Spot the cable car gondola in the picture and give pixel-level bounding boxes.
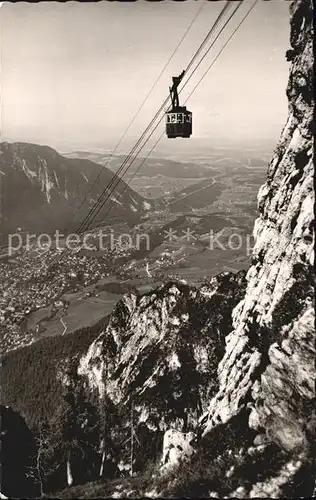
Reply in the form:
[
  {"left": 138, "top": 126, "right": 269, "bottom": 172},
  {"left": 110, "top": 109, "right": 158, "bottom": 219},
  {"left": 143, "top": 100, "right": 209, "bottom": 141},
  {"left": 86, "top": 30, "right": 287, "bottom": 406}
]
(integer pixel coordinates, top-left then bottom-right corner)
[{"left": 166, "top": 70, "right": 192, "bottom": 139}]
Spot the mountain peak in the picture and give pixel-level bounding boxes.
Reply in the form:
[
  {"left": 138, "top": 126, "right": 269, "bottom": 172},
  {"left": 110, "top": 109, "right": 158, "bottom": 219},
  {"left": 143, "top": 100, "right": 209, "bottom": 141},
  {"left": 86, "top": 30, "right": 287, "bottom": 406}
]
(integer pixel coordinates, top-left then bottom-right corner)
[{"left": 0, "top": 141, "right": 146, "bottom": 235}]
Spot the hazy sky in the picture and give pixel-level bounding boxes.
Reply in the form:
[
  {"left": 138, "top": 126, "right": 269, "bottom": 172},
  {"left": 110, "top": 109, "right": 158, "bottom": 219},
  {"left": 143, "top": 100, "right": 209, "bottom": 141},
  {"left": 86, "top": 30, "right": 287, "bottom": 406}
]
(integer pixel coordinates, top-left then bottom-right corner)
[{"left": 1, "top": 0, "right": 290, "bottom": 155}]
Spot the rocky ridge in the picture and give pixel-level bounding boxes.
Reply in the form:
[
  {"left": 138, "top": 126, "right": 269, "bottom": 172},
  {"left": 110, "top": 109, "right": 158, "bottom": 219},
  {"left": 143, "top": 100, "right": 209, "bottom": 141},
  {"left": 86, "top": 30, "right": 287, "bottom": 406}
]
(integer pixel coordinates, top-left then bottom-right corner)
[
  {"left": 0, "top": 141, "right": 147, "bottom": 235},
  {"left": 200, "top": 0, "right": 314, "bottom": 446},
  {"left": 194, "top": 0, "right": 314, "bottom": 496},
  {"left": 78, "top": 272, "right": 247, "bottom": 475}
]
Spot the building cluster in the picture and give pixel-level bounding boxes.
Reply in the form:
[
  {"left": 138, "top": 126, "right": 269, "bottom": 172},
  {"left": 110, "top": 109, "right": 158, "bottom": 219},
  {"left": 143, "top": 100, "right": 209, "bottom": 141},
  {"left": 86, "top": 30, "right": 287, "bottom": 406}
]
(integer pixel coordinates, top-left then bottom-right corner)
[{"left": 0, "top": 247, "right": 119, "bottom": 353}]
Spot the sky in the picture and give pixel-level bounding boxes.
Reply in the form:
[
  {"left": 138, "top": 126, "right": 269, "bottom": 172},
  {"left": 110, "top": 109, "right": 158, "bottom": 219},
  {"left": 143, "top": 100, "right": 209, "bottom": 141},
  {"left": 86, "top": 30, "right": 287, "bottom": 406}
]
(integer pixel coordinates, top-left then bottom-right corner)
[{"left": 0, "top": 0, "right": 290, "bottom": 156}]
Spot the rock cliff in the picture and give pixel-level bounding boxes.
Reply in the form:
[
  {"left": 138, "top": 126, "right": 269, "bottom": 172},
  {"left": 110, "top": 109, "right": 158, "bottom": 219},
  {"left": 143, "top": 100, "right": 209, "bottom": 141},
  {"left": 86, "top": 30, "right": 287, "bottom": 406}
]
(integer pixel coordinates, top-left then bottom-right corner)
[
  {"left": 200, "top": 0, "right": 314, "bottom": 441},
  {"left": 78, "top": 273, "right": 247, "bottom": 475},
  {"left": 195, "top": 0, "right": 314, "bottom": 496}
]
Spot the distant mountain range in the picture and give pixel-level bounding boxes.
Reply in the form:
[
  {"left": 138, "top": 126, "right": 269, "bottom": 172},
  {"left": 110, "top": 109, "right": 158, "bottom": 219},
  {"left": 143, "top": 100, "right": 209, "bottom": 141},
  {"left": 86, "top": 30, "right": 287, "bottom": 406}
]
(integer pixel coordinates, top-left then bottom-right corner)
[
  {"left": 63, "top": 150, "right": 213, "bottom": 179},
  {"left": 0, "top": 141, "right": 265, "bottom": 244},
  {"left": 0, "top": 142, "right": 150, "bottom": 237}
]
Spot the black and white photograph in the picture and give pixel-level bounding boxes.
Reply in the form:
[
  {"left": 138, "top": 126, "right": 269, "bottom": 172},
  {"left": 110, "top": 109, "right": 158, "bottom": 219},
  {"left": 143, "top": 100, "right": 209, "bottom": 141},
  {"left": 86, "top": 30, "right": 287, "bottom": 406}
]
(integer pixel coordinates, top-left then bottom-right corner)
[{"left": 0, "top": 0, "right": 314, "bottom": 498}]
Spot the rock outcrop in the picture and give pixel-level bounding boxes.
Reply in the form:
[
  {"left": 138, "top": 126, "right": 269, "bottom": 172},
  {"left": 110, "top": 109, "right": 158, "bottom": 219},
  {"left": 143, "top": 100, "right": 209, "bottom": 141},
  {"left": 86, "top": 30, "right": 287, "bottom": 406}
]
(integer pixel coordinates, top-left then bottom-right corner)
[
  {"left": 200, "top": 0, "right": 314, "bottom": 439},
  {"left": 78, "top": 272, "right": 247, "bottom": 474},
  {"left": 160, "top": 429, "right": 196, "bottom": 472},
  {"left": 194, "top": 0, "right": 314, "bottom": 496}
]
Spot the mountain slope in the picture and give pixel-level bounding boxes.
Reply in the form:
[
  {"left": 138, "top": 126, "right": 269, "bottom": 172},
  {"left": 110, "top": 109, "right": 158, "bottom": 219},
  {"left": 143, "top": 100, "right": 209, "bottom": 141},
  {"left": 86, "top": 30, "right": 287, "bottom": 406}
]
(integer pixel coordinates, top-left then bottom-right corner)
[
  {"left": 193, "top": 1, "right": 314, "bottom": 496},
  {"left": 200, "top": 0, "right": 314, "bottom": 445},
  {"left": 1, "top": 272, "right": 247, "bottom": 493},
  {"left": 61, "top": 0, "right": 314, "bottom": 497},
  {"left": 0, "top": 142, "right": 149, "bottom": 236}
]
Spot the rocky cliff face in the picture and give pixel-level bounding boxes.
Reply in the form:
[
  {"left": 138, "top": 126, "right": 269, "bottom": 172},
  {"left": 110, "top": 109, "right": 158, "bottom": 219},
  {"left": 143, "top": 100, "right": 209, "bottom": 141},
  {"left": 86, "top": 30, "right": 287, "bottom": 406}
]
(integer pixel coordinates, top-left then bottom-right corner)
[
  {"left": 78, "top": 272, "right": 247, "bottom": 474},
  {"left": 196, "top": 0, "right": 314, "bottom": 496},
  {"left": 200, "top": 0, "right": 314, "bottom": 437},
  {"left": 0, "top": 272, "right": 247, "bottom": 496}
]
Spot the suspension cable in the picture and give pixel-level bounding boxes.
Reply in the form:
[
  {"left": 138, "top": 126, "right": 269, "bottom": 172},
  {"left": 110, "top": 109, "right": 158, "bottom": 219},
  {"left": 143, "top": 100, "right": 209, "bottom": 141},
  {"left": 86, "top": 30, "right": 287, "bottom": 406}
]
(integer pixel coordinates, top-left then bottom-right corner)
[
  {"left": 88, "top": 0, "right": 244, "bottom": 227},
  {"left": 64, "top": 0, "right": 206, "bottom": 233},
  {"left": 103, "top": 0, "right": 258, "bottom": 221},
  {"left": 78, "top": 1, "right": 233, "bottom": 234},
  {"left": 51, "top": 1, "right": 212, "bottom": 264},
  {"left": 185, "top": 0, "right": 259, "bottom": 103}
]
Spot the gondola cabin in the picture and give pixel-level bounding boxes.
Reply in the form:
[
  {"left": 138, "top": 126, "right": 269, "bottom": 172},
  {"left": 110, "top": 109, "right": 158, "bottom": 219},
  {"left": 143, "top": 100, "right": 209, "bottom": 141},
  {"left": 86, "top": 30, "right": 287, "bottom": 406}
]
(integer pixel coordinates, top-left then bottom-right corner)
[{"left": 166, "top": 106, "right": 192, "bottom": 139}]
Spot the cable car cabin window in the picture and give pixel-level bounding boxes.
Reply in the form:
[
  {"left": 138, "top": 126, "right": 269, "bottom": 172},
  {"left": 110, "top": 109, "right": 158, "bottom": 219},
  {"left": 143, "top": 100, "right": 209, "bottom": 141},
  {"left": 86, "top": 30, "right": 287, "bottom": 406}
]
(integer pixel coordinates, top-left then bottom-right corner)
[
  {"left": 185, "top": 114, "right": 192, "bottom": 123},
  {"left": 166, "top": 114, "right": 177, "bottom": 123},
  {"left": 166, "top": 113, "right": 184, "bottom": 124}
]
